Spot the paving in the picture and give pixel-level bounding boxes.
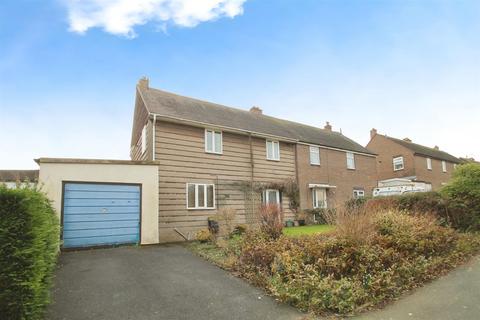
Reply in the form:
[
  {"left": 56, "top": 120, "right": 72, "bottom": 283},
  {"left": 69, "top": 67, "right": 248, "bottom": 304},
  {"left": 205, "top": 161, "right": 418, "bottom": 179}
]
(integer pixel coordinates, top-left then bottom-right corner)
[
  {"left": 47, "top": 244, "right": 303, "bottom": 320},
  {"left": 355, "top": 256, "right": 480, "bottom": 320}
]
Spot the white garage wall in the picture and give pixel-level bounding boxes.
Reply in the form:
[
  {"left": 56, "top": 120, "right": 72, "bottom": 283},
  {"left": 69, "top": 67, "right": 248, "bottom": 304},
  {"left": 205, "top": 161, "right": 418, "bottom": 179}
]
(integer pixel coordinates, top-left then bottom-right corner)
[{"left": 37, "top": 159, "right": 159, "bottom": 245}]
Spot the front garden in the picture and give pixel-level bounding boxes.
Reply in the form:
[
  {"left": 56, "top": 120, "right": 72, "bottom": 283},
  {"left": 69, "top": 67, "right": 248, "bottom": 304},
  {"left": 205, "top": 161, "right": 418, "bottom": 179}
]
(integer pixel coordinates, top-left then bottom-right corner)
[{"left": 189, "top": 163, "right": 480, "bottom": 316}]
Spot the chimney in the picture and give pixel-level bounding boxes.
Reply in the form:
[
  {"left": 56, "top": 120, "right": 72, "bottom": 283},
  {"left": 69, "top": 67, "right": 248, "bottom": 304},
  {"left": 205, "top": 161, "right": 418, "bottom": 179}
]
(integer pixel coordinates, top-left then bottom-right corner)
[
  {"left": 403, "top": 137, "right": 412, "bottom": 143},
  {"left": 138, "top": 76, "right": 149, "bottom": 89},
  {"left": 324, "top": 121, "right": 332, "bottom": 131},
  {"left": 434, "top": 145, "right": 439, "bottom": 150},
  {"left": 370, "top": 128, "right": 377, "bottom": 139},
  {"left": 249, "top": 106, "right": 263, "bottom": 115}
]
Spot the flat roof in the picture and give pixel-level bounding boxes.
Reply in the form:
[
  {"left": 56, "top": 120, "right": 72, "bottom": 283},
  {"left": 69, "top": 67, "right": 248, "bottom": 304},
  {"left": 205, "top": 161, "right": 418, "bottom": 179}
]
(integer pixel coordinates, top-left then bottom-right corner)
[{"left": 35, "top": 158, "right": 159, "bottom": 166}]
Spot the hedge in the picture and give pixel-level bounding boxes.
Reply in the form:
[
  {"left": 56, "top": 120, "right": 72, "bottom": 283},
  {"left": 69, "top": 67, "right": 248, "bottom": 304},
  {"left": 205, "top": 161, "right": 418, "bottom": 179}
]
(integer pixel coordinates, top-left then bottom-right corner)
[{"left": 0, "top": 185, "right": 60, "bottom": 320}]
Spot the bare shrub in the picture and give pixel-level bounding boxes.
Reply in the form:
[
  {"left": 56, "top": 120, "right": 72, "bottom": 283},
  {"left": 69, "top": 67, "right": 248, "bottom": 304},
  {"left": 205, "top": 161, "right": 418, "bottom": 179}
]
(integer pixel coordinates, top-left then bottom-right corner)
[
  {"left": 216, "top": 207, "right": 237, "bottom": 235},
  {"left": 258, "top": 204, "right": 283, "bottom": 239},
  {"left": 334, "top": 206, "right": 376, "bottom": 244}
]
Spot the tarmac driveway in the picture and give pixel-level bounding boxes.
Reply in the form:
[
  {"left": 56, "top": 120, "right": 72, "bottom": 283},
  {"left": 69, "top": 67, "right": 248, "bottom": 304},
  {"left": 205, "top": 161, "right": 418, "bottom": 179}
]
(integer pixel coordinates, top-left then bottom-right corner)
[{"left": 47, "top": 245, "right": 303, "bottom": 320}]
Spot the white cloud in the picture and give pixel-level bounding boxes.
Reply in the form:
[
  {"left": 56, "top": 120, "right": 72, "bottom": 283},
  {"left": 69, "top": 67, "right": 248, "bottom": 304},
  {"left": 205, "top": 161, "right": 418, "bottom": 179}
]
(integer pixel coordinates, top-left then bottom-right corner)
[{"left": 64, "top": 0, "right": 247, "bottom": 37}]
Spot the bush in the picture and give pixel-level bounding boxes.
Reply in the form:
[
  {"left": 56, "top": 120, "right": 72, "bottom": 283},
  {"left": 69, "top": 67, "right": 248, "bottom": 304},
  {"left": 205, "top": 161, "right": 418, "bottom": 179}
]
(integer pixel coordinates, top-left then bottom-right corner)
[
  {"left": 234, "top": 210, "right": 480, "bottom": 315},
  {"left": 196, "top": 228, "right": 213, "bottom": 243},
  {"left": 441, "top": 163, "right": 480, "bottom": 231},
  {"left": 231, "top": 224, "right": 248, "bottom": 236},
  {"left": 215, "top": 207, "right": 237, "bottom": 235},
  {"left": 0, "top": 186, "right": 60, "bottom": 320},
  {"left": 304, "top": 208, "right": 336, "bottom": 225},
  {"left": 257, "top": 204, "right": 283, "bottom": 240}
]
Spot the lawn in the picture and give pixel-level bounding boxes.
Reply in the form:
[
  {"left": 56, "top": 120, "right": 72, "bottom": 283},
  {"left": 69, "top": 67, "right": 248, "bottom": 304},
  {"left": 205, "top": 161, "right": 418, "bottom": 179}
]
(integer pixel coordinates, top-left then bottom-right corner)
[{"left": 283, "top": 224, "right": 335, "bottom": 237}]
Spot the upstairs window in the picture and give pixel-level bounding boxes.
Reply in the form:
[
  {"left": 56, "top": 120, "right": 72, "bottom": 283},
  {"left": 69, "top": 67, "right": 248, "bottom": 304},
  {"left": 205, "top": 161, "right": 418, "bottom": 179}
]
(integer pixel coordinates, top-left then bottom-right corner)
[
  {"left": 353, "top": 189, "right": 365, "bottom": 199},
  {"left": 309, "top": 146, "right": 320, "bottom": 165},
  {"left": 141, "top": 125, "right": 147, "bottom": 154},
  {"left": 187, "top": 183, "right": 215, "bottom": 209},
  {"left": 346, "top": 152, "right": 355, "bottom": 170},
  {"left": 205, "top": 129, "right": 222, "bottom": 154},
  {"left": 442, "top": 161, "right": 447, "bottom": 172},
  {"left": 427, "top": 158, "right": 432, "bottom": 170},
  {"left": 266, "top": 140, "right": 280, "bottom": 161},
  {"left": 393, "top": 156, "right": 404, "bottom": 171}
]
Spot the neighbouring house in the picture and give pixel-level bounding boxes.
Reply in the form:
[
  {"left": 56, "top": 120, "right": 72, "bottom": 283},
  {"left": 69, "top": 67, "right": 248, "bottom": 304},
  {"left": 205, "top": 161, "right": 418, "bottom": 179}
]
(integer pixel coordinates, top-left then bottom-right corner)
[
  {"left": 131, "top": 78, "right": 377, "bottom": 242},
  {"left": 0, "top": 169, "right": 38, "bottom": 188},
  {"left": 367, "top": 128, "right": 461, "bottom": 191}
]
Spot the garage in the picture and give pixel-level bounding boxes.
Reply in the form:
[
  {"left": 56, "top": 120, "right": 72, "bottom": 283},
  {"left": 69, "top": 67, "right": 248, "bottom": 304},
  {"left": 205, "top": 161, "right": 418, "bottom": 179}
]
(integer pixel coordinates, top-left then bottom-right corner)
[
  {"left": 36, "top": 158, "right": 159, "bottom": 248},
  {"left": 62, "top": 182, "right": 141, "bottom": 248}
]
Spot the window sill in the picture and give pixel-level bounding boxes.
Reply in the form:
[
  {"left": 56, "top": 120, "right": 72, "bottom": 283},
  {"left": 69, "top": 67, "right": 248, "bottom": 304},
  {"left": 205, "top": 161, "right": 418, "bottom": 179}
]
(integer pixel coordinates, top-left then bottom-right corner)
[
  {"left": 205, "top": 151, "right": 223, "bottom": 155},
  {"left": 310, "top": 163, "right": 321, "bottom": 166},
  {"left": 266, "top": 158, "right": 280, "bottom": 162},
  {"left": 347, "top": 168, "right": 356, "bottom": 170},
  {"left": 187, "top": 207, "right": 216, "bottom": 210},
  {"left": 393, "top": 168, "right": 404, "bottom": 171}
]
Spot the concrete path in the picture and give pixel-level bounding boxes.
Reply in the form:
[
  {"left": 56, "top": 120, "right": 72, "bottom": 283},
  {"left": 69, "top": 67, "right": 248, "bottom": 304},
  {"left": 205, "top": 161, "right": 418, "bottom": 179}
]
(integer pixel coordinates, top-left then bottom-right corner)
[
  {"left": 355, "top": 256, "right": 480, "bottom": 320},
  {"left": 47, "top": 245, "right": 303, "bottom": 320}
]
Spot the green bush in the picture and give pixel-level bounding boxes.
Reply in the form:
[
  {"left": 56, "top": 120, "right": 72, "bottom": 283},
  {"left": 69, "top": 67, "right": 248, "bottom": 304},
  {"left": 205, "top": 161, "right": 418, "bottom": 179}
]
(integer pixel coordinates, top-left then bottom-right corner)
[
  {"left": 234, "top": 211, "right": 480, "bottom": 315},
  {"left": 0, "top": 186, "right": 60, "bottom": 320},
  {"left": 441, "top": 163, "right": 480, "bottom": 231}
]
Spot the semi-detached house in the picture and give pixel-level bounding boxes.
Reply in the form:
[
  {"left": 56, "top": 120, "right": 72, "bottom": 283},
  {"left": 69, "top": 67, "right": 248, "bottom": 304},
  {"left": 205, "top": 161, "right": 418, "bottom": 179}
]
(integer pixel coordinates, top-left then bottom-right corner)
[{"left": 131, "top": 78, "right": 377, "bottom": 243}]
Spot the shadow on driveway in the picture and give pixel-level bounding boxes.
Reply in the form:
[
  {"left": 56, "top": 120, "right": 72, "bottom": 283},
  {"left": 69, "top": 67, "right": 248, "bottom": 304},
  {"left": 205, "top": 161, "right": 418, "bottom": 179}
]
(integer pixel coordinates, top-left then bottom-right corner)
[{"left": 47, "top": 245, "right": 303, "bottom": 320}]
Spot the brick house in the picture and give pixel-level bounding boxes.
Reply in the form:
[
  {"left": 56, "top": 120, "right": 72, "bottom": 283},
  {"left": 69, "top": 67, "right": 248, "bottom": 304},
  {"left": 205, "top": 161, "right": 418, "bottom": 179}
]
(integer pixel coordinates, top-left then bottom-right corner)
[
  {"left": 366, "top": 129, "right": 461, "bottom": 190},
  {"left": 130, "top": 78, "right": 377, "bottom": 242}
]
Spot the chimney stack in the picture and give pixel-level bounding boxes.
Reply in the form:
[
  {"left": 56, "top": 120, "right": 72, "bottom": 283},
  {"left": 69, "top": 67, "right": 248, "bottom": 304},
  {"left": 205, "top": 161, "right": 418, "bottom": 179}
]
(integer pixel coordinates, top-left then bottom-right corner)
[
  {"left": 249, "top": 106, "right": 263, "bottom": 115},
  {"left": 434, "top": 145, "right": 439, "bottom": 150},
  {"left": 370, "top": 128, "right": 377, "bottom": 139},
  {"left": 138, "top": 76, "right": 149, "bottom": 89},
  {"left": 403, "top": 137, "right": 412, "bottom": 142},
  {"left": 324, "top": 121, "right": 332, "bottom": 131}
]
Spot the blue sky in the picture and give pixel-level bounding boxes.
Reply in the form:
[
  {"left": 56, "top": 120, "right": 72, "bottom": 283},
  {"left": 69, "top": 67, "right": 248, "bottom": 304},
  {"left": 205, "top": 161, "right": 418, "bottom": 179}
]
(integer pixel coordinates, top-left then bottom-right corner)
[{"left": 1, "top": 0, "right": 479, "bottom": 169}]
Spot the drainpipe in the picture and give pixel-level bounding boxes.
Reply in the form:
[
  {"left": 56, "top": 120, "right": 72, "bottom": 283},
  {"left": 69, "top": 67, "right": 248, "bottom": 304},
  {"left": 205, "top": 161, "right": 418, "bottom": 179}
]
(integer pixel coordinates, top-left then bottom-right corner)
[{"left": 152, "top": 114, "right": 156, "bottom": 161}]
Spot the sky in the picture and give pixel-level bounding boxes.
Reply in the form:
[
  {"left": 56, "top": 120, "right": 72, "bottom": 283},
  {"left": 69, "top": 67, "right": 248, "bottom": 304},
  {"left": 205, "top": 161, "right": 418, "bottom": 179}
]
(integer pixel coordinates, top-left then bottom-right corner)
[{"left": 1, "top": 0, "right": 479, "bottom": 169}]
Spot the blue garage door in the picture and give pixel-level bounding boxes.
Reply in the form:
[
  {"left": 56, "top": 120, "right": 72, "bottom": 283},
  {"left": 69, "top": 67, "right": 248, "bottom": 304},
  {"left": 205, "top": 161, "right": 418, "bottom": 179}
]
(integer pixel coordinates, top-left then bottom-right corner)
[{"left": 63, "top": 183, "right": 140, "bottom": 248}]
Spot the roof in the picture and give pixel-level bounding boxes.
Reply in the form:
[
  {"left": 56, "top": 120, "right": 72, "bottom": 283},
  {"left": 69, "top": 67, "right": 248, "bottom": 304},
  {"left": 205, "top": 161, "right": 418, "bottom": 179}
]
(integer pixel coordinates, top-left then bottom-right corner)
[
  {"left": 385, "top": 136, "right": 460, "bottom": 163},
  {"left": 138, "top": 86, "right": 375, "bottom": 155},
  {"left": 0, "top": 170, "right": 39, "bottom": 182},
  {"left": 35, "top": 158, "right": 159, "bottom": 166}
]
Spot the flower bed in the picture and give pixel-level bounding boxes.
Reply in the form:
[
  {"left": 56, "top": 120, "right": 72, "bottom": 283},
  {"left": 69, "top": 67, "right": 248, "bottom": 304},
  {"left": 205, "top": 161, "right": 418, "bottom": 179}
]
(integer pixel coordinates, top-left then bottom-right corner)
[{"left": 189, "top": 210, "right": 480, "bottom": 316}]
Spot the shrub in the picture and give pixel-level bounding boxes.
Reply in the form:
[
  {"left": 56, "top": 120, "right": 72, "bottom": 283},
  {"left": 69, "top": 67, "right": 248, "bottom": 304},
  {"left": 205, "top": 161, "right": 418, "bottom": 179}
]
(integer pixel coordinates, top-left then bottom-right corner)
[
  {"left": 257, "top": 204, "right": 283, "bottom": 239},
  {"left": 216, "top": 207, "right": 237, "bottom": 235},
  {"left": 334, "top": 206, "right": 375, "bottom": 244},
  {"left": 304, "top": 208, "right": 336, "bottom": 225},
  {"left": 234, "top": 209, "right": 480, "bottom": 315},
  {"left": 441, "top": 163, "right": 480, "bottom": 231},
  {"left": 231, "top": 224, "right": 248, "bottom": 236},
  {"left": 0, "top": 185, "right": 60, "bottom": 320},
  {"left": 196, "top": 228, "right": 213, "bottom": 243}
]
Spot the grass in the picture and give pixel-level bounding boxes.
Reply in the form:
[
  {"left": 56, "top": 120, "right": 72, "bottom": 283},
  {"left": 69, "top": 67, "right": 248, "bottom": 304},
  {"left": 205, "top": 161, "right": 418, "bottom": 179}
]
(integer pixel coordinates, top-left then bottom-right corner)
[{"left": 283, "top": 224, "right": 335, "bottom": 237}]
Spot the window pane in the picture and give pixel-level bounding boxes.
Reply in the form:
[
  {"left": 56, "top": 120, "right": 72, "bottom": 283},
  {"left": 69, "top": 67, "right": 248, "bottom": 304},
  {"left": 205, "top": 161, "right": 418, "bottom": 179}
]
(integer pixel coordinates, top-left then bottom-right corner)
[
  {"left": 347, "top": 152, "right": 355, "bottom": 169},
  {"left": 206, "top": 131, "right": 213, "bottom": 152},
  {"left": 267, "top": 190, "right": 278, "bottom": 204},
  {"left": 214, "top": 132, "right": 222, "bottom": 153},
  {"left": 266, "top": 141, "right": 273, "bottom": 159},
  {"left": 310, "top": 147, "right": 320, "bottom": 164},
  {"left": 187, "top": 184, "right": 196, "bottom": 208},
  {"left": 197, "top": 185, "right": 205, "bottom": 207},
  {"left": 274, "top": 142, "right": 280, "bottom": 159},
  {"left": 207, "top": 185, "right": 214, "bottom": 208}
]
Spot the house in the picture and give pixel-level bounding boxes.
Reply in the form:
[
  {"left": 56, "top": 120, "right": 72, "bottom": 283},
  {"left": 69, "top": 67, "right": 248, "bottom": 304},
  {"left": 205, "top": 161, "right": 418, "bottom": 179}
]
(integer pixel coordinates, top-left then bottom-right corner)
[
  {"left": 131, "top": 78, "right": 377, "bottom": 242},
  {"left": 0, "top": 170, "right": 38, "bottom": 188},
  {"left": 367, "top": 129, "right": 461, "bottom": 190}
]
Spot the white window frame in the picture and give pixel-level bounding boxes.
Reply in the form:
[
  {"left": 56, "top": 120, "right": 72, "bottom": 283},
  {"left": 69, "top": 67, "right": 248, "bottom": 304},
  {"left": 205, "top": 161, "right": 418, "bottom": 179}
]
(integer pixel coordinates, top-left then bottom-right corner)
[
  {"left": 186, "top": 183, "right": 216, "bottom": 210},
  {"left": 346, "top": 152, "right": 355, "bottom": 170},
  {"left": 393, "top": 156, "right": 404, "bottom": 171},
  {"left": 205, "top": 129, "right": 223, "bottom": 154},
  {"left": 266, "top": 140, "right": 280, "bottom": 161},
  {"left": 141, "top": 125, "right": 147, "bottom": 154},
  {"left": 263, "top": 189, "right": 280, "bottom": 205},
  {"left": 442, "top": 161, "right": 447, "bottom": 172},
  {"left": 312, "top": 188, "right": 327, "bottom": 209},
  {"left": 427, "top": 158, "right": 432, "bottom": 170},
  {"left": 309, "top": 146, "right": 320, "bottom": 165},
  {"left": 454, "top": 163, "right": 457, "bottom": 170},
  {"left": 353, "top": 189, "right": 365, "bottom": 199}
]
